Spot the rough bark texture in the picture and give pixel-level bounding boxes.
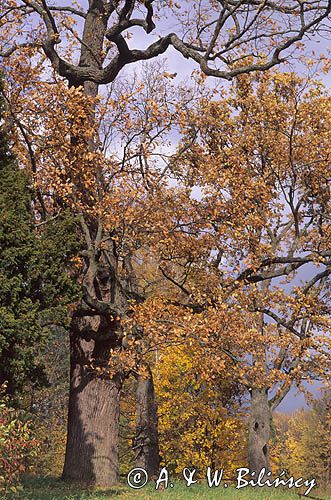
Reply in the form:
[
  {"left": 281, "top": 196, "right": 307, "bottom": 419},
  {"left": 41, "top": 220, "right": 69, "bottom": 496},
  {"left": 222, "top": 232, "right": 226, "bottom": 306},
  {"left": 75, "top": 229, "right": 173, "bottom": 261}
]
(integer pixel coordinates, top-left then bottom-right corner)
[
  {"left": 62, "top": 234, "right": 127, "bottom": 486},
  {"left": 134, "top": 366, "right": 160, "bottom": 477},
  {"left": 248, "top": 387, "right": 272, "bottom": 476},
  {"left": 62, "top": 328, "right": 121, "bottom": 485},
  {"left": 61, "top": 2, "right": 125, "bottom": 486}
]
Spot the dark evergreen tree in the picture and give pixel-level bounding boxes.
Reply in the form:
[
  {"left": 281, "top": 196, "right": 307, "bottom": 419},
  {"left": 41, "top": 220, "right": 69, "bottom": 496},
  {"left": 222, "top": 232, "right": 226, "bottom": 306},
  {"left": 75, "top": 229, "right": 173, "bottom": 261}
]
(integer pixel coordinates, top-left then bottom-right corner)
[{"left": 0, "top": 77, "right": 80, "bottom": 395}]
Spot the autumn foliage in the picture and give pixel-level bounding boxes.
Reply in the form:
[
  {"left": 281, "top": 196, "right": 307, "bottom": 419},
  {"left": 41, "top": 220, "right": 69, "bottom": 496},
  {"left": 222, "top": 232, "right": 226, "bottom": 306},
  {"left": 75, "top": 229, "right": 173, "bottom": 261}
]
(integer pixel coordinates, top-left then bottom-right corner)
[
  {"left": 0, "top": 386, "right": 39, "bottom": 494},
  {"left": 271, "top": 391, "right": 331, "bottom": 489},
  {"left": 0, "top": 0, "right": 330, "bottom": 492}
]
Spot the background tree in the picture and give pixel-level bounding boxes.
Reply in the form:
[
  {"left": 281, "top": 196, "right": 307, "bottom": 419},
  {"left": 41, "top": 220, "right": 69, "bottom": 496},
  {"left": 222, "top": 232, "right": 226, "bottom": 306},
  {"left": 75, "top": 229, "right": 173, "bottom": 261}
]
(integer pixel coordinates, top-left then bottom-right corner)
[
  {"left": 0, "top": 79, "right": 46, "bottom": 394},
  {"left": 145, "top": 69, "right": 331, "bottom": 475},
  {"left": 272, "top": 391, "right": 331, "bottom": 489},
  {"left": 0, "top": 77, "right": 80, "bottom": 396},
  {"left": 155, "top": 342, "right": 246, "bottom": 476}
]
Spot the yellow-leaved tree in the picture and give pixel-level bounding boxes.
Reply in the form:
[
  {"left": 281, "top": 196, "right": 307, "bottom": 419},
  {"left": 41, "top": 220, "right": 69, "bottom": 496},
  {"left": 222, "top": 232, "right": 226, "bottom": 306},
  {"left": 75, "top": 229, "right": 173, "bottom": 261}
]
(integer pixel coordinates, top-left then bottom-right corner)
[
  {"left": 282, "top": 392, "right": 331, "bottom": 488},
  {"left": 155, "top": 342, "right": 246, "bottom": 476}
]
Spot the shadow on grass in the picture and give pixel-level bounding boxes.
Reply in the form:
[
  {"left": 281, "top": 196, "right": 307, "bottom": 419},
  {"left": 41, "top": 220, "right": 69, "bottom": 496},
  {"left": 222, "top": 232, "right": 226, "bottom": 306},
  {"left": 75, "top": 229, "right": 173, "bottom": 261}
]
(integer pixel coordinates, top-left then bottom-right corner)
[
  {"left": 9, "top": 475, "right": 127, "bottom": 499},
  {"left": 8, "top": 475, "right": 331, "bottom": 500}
]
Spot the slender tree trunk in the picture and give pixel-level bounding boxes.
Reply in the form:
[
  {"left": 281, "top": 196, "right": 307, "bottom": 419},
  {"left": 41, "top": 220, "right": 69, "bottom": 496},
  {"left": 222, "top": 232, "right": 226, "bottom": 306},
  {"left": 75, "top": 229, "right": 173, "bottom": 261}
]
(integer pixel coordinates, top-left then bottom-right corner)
[
  {"left": 62, "top": 318, "right": 122, "bottom": 486},
  {"left": 134, "top": 366, "right": 160, "bottom": 477},
  {"left": 122, "top": 255, "right": 160, "bottom": 476},
  {"left": 248, "top": 387, "right": 272, "bottom": 476}
]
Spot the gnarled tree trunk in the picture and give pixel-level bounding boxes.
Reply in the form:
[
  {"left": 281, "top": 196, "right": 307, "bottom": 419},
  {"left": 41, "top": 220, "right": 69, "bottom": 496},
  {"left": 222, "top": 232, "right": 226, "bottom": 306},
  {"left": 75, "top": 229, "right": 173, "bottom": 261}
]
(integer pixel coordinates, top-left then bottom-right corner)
[
  {"left": 62, "top": 318, "right": 122, "bottom": 486},
  {"left": 62, "top": 233, "right": 126, "bottom": 486},
  {"left": 62, "top": 2, "right": 123, "bottom": 485},
  {"left": 248, "top": 387, "right": 272, "bottom": 476},
  {"left": 134, "top": 365, "right": 160, "bottom": 477}
]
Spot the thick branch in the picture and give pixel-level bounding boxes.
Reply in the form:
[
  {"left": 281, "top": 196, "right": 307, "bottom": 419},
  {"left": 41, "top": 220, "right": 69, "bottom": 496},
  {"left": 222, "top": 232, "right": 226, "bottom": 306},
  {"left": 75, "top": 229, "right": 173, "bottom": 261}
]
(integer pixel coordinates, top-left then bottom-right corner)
[{"left": 82, "top": 285, "right": 123, "bottom": 318}]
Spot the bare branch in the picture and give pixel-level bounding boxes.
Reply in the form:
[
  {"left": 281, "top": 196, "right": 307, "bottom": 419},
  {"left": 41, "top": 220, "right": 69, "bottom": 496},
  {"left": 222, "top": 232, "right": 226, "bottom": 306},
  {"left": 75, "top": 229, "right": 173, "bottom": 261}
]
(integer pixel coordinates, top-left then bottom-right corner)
[{"left": 48, "top": 5, "right": 87, "bottom": 18}]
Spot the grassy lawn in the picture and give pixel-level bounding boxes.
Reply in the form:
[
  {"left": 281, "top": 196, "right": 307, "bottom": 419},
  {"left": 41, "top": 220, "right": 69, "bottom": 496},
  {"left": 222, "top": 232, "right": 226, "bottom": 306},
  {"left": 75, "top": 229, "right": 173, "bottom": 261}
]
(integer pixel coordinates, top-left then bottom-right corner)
[{"left": 6, "top": 476, "right": 331, "bottom": 500}]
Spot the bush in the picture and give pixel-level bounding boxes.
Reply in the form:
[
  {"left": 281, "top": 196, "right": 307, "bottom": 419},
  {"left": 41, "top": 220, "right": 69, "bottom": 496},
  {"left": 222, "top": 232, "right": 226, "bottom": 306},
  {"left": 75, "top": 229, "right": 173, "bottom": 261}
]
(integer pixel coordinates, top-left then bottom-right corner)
[
  {"left": 33, "top": 409, "right": 67, "bottom": 477},
  {"left": 0, "top": 386, "right": 39, "bottom": 495}
]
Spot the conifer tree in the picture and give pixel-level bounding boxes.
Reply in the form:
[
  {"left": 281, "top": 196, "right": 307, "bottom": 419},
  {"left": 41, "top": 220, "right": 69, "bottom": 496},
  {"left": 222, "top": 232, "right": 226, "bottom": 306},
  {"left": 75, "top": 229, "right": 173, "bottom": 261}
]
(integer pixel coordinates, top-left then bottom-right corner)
[{"left": 0, "top": 78, "right": 80, "bottom": 395}]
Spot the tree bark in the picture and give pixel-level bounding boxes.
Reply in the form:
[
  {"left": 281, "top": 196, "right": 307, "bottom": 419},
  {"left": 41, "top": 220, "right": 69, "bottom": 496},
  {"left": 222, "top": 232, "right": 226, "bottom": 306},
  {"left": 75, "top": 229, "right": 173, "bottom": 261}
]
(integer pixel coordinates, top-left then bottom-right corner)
[
  {"left": 248, "top": 387, "right": 272, "bottom": 476},
  {"left": 62, "top": 318, "right": 122, "bottom": 486},
  {"left": 134, "top": 366, "right": 160, "bottom": 477},
  {"left": 61, "top": 229, "right": 127, "bottom": 486},
  {"left": 61, "top": 2, "right": 123, "bottom": 485}
]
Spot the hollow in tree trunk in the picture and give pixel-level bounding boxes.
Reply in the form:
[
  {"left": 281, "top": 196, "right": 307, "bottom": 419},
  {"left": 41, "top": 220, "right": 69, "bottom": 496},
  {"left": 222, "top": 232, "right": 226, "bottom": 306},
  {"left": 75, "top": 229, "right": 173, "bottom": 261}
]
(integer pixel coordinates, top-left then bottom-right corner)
[{"left": 248, "top": 387, "right": 272, "bottom": 477}]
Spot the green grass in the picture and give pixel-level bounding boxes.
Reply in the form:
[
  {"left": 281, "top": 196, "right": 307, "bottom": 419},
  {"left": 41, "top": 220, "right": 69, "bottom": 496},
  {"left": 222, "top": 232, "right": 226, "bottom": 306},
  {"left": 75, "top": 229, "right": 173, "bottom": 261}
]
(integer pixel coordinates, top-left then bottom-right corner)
[{"left": 6, "top": 476, "right": 331, "bottom": 500}]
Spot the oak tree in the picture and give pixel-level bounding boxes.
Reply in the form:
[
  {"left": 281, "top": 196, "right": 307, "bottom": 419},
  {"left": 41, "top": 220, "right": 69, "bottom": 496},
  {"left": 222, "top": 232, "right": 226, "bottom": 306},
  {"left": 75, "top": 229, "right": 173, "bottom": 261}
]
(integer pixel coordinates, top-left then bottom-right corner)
[{"left": 147, "top": 69, "right": 331, "bottom": 475}]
